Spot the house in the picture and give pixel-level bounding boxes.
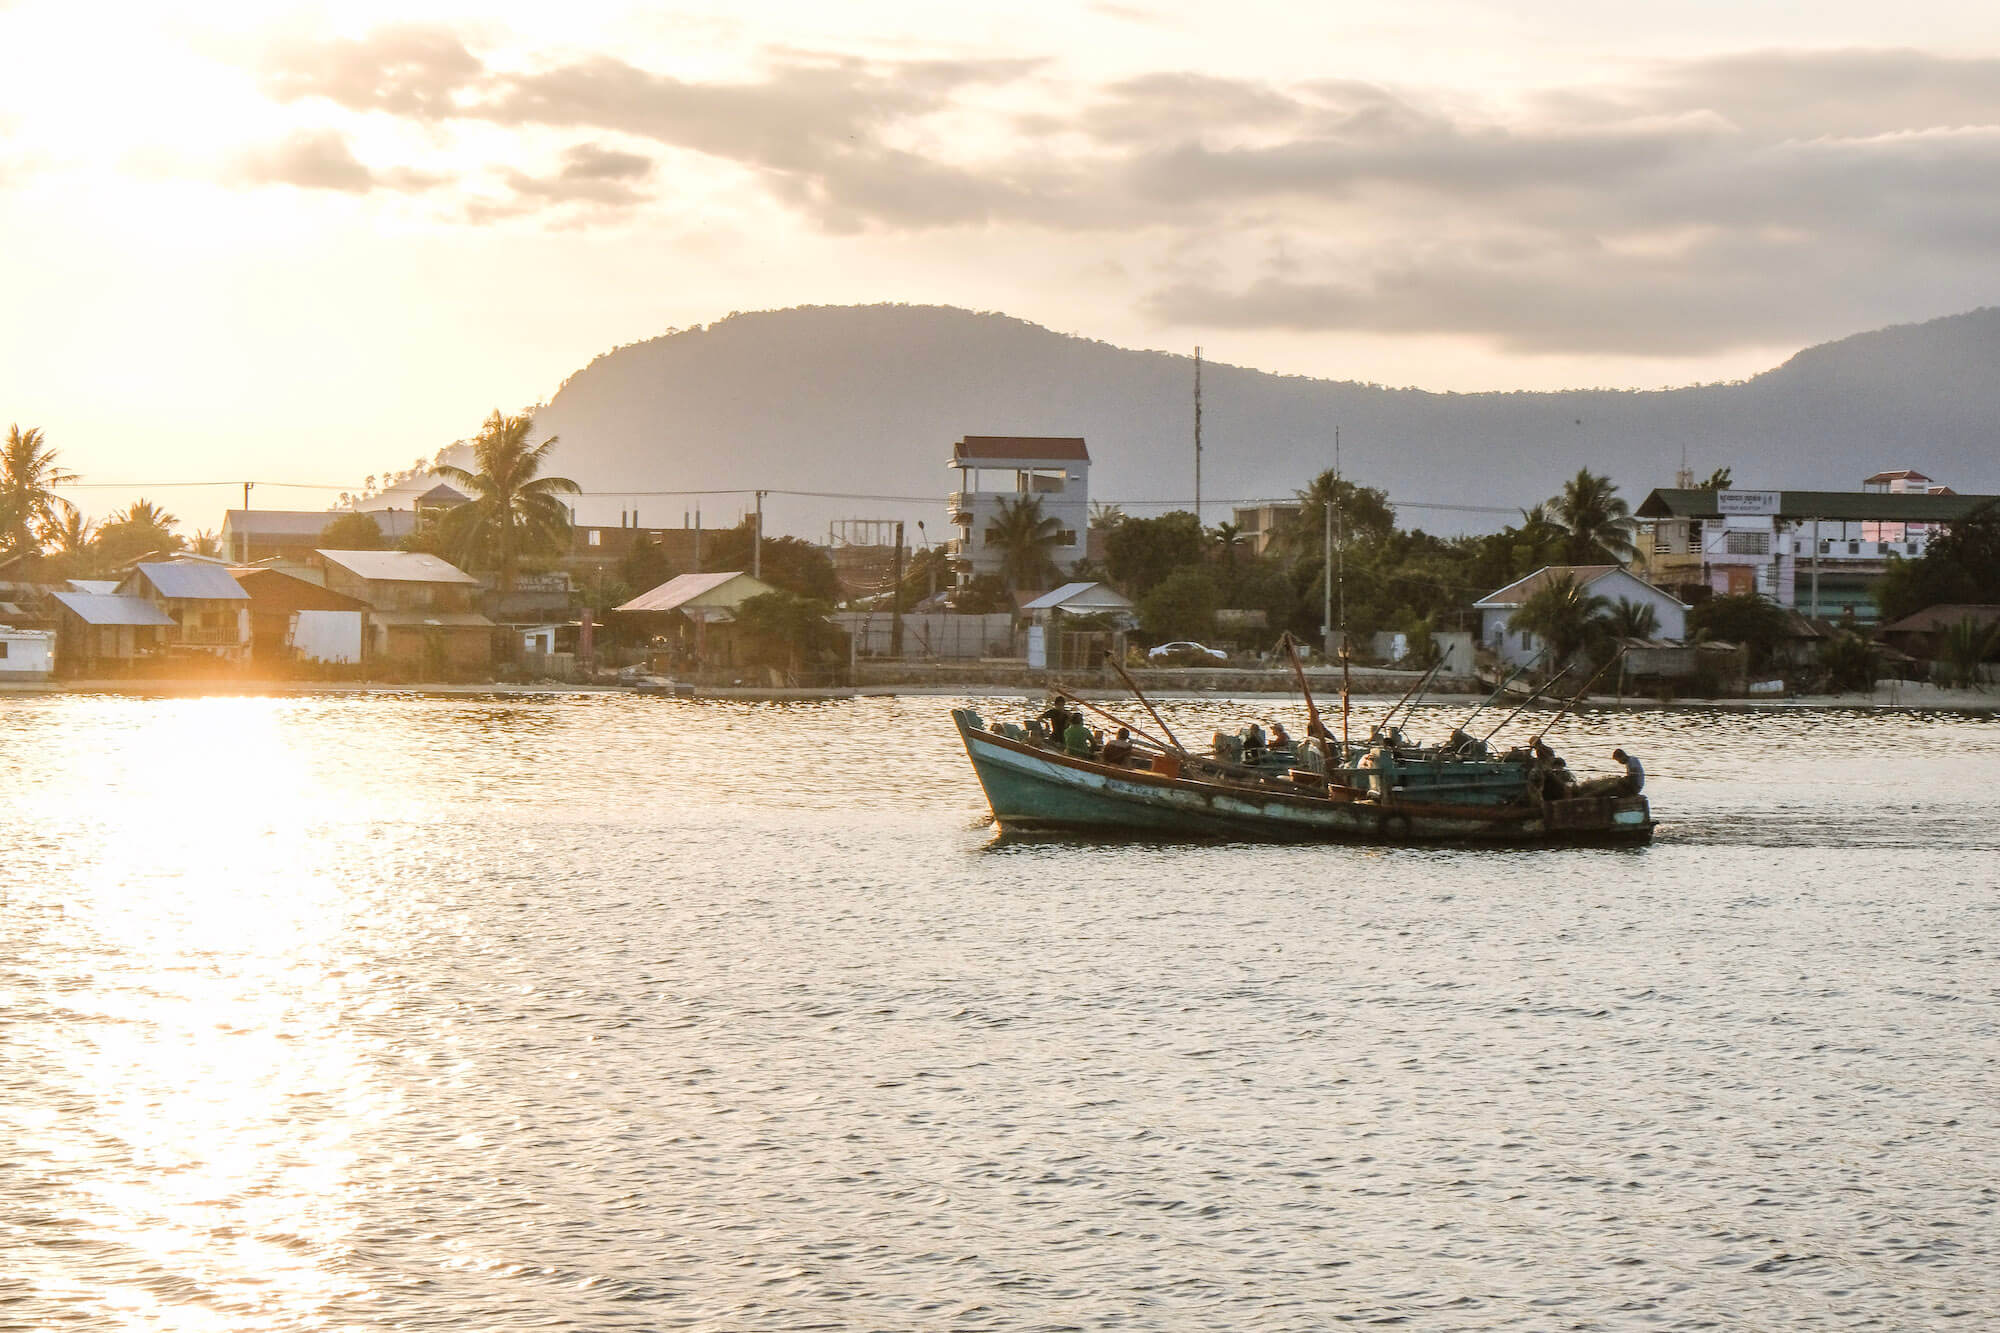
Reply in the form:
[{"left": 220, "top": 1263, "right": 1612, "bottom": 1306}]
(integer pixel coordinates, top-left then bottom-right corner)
[
  {"left": 1634, "top": 471, "right": 1999, "bottom": 621},
  {"left": 946, "top": 436, "right": 1089, "bottom": 584},
  {"left": 117, "top": 561, "right": 251, "bottom": 660},
  {"left": 1878, "top": 604, "right": 2000, "bottom": 666},
  {"left": 231, "top": 567, "right": 370, "bottom": 664},
  {"left": 313, "top": 549, "right": 495, "bottom": 672},
  {"left": 613, "top": 570, "right": 779, "bottom": 669},
  {"left": 1019, "top": 581, "right": 1137, "bottom": 670},
  {"left": 221, "top": 508, "right": 419, "bottom": 564},
  {"left": 47, "top": 590, "right": 175, "bottom": 671},
  {"left": 1474, "top": 565, "right": 1689, "bottom": 668},
  {"left": 0, "top": 626, "right": 55, "bottom": 681},
  {"left": 1231, "top": 502, "right": 1303, "bottom": 556}
]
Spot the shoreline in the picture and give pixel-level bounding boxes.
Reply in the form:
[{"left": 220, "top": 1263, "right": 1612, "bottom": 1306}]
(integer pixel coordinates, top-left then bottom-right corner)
[{"left": 2, "top": 678, "right": 1996, "bottom": 713}]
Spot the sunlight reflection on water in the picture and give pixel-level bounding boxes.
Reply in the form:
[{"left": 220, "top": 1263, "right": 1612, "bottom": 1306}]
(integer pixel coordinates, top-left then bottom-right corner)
[{"left": 2, "top": 692, "right": 1997, "bottom": 1329}]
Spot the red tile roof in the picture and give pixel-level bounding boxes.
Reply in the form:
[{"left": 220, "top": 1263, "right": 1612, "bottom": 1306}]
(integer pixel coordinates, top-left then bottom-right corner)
[{"left": 953, "top": 436, "right": 1089, "bottom": 462}]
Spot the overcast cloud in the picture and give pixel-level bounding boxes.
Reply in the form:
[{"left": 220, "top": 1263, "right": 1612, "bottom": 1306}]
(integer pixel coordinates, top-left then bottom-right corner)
[{"left": 215, "top": 32, "right": 2000, "bottom": 353}]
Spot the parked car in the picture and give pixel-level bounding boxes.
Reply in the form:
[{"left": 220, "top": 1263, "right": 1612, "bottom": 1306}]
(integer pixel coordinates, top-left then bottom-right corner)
[{"left": 1148, "top": 640, "right": 1228, "bottom": 664}]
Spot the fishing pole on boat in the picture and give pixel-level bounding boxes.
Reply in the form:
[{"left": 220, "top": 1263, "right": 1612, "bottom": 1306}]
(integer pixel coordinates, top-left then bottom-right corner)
[
  {"left": 1454, "top": 649, "right": 1546, "bottom": 737},
  {"left": 1050, "top": 679, "right": 1177, "bottom": 756},
  {"left": 1529, "top": 647, "right": 1629, "bottom": 744},
  {"left": 1474, "top": 662, "right": 1575, "bottom": 745},
  {"left": 1104, "top": 654, "right": 1188, "bottom": 754},
  {"left": 1377, "top": 655, "right": 1448, "bottom": 731}
]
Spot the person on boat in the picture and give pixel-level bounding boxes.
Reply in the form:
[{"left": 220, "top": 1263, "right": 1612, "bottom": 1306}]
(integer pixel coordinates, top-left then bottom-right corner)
[
  {"left": 1541, "top": 756, "right": 1576, "bottom": 803},
  {"left": 1102, "top": 727, "right": 1134, "bottom": 766},
  {"left": 1445, "top": 728, "right": 1488, "bottom": 758},
  {"left": 1269, "top": 721, "right": 1292, "bottom": 751},
  {"left": 1244, "top": 721, "right": 1268, "bottom": 753},
  {"left": 1063, "top": 715, "right": 1097, "bottom": 758},
  {"left": 1612, "top": 748, "right": 1645, "bottom": 795},
  {"left": 1038, "top": 695, "right": 1076, "bottom": 744}
]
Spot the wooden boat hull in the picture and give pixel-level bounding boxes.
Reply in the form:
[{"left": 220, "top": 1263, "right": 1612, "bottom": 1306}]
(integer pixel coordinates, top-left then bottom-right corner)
[{"left": 953, "top": 709, "right": 1653, "bottom": 845}]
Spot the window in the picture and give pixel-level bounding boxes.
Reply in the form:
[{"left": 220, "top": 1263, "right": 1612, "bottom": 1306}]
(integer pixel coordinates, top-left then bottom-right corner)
[
  {"left": 587, "top": 530, "right": 602, "bottom": 546},
  {"left": 1520, "top": 630, "right": 1533, "bottom": 650},
  {"left": 1725, "top": 531, "right": 1769, "bottom": 555},
  {"left": 1848, "top": 540, "right": 1861, "bottom": 555},
  {"left": 1057, "top": 529, "right": 1077, "bottom": 545},
  {"left": 0, "top": 642, "right": 8, "bottom": 659}
]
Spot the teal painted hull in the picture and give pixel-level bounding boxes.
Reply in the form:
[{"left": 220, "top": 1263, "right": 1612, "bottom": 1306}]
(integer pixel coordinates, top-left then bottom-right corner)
[{"left": 953, "top": 708, "right": 1654, "bottom": 846}]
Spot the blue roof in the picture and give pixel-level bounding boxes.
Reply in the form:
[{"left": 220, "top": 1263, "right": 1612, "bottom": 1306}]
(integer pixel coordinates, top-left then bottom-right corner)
[
  {"left": 130, "top": 562, "right": 248, "bottom": 600},
  {"left": 50, "top": 591, "right": 176, "bottom": 627}
]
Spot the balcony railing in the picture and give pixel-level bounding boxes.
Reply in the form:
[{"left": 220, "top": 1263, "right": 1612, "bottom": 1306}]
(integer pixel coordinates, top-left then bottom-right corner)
[{"left": 177, "top": 626, "right": 243, "bottom": 646}]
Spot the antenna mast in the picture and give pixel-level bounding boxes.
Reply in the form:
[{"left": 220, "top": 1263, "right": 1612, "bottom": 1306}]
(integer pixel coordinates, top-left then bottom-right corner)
[{"left": 1193, "top": 346, "right": 1203, "bottom": 525}]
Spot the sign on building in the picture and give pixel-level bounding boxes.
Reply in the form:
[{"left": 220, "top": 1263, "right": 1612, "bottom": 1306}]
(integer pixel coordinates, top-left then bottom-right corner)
[{"left": 1715, "top": 489, "right": 1780, "bottom": 515}]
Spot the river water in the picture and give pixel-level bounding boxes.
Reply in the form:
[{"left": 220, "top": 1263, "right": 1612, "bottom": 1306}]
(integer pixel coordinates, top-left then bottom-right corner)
[{"left": 2, "top": 691, "right": 1996, "bottom": 1330}]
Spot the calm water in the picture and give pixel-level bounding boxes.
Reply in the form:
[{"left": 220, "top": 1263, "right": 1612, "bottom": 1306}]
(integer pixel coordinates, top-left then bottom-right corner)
[{"left": 2, "top": 691, "right": 1996, "bottom": 1330}]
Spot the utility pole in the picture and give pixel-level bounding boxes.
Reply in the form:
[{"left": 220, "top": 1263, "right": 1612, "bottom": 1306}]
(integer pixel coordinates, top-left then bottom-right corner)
[
  {"left": 1193, "top": 346, "right": 1203, "bottom": 526},
  {"left": 239, "top": 482, "right": 253, "bottom": 562},
  {"left": 891, "top": 521, "right": 906, "bottom": 659},
  {"left": 753, "top": 490, "right": 766, "bottom": 580},
  {"left": 694, "top": 508, "right": 702, "bottom": 570}
]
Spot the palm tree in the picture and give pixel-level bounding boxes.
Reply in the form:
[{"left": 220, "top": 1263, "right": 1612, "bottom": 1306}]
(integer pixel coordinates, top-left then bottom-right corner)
[
  {"left": 985, "top": 494, "right": 1065, "bottom": 592},
  {"left": 188, "top": 529, "right": 223, "bottom": 558},
  {"left": 1211, "top": 520, "right": 1243, "bottom": 571},
  {"left": 1552, "top": 468, "right": 1634, "bottom": 563},
  {"left": 434, "top": 411, "right": 580, "bottom": 593},
  {"left": 44, "top": 509, "right": 98, "bottom": 578},
  {"left": 1697, "top": 466, "right": 1733, "bottom": 491},
  {"left": 1605, "top": 599, "right": 1660, "bottom": 641},
  {"left": 1508, "top": 503, "right": 1567, "bottom": 575},
  {"left": 95, "top": 498, "right": 183, "bottom": 566},
  {"left": 1512, "top": 573, "right": 1612, "bottom": 669},
  {"left": 1, "top": 424, "right": 79, "bottom": 559},
  {"left": 1939, "top": 615, "right": 2000, "bottom": 690},
  {"left": 1088, "top": 502, "right": 1127, "bottom": 531}
]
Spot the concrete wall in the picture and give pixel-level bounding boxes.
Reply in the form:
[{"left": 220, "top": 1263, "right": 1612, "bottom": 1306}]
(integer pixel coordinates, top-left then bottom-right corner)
[
  {"left": 291, "top": 610, "right": 363, "bottom": 664},
  {"left": 0, "top": 629, "right": 54, "bottom": 679},
  {"left": 836, "top": 612, "right": 1016, "bottom": 660}
]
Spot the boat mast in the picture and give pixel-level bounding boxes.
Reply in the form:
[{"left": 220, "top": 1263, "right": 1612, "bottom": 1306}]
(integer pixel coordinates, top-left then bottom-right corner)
[
  {"left": 1335, "top": 427, "right": 1349, "bottom": 753},
  {"left": 1106, "top": 656, "right": 1187, "bottom": 755},
  {"left": 1193, "top": 346, "right": 1202, "bottom": 527}
]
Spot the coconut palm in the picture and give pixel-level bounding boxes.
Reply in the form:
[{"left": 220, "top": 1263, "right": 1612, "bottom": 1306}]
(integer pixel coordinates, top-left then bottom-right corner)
[
  {"left": 985, "top": 494, "right": 1065, "bottom": 592},
  {"left": 1088, "top": 501, "right": 1127, "bottom": 531},
  {"left": 1512, "top": 573, "right": 1612, "bottom": 669},
  {"left": 1605, "top": 599, "right": 1660, "bottom": 641},
  {"left": 1552, "top": 468, "right": 1634, "bottom": 563},
  {"left": 95, "top": 498, "right": 183, "bottom": 566},
  {"left": 1697, "top": 466, "right": 1733, "bottom": 491},
  {"left": 434, "top": 411, "right": 580, "bottom": 593},
  {"left": 1939, "top": 616, "right": 2000, "bottom": 690},
  {"left": 1211, "top": 520, "right": 1243, "bottom": 571},
  {"left": 1, "top": 424, "right": 79, "bottom": 559},
  {"left": 188, "top": 529, "right": 223, "bottom": 558}
]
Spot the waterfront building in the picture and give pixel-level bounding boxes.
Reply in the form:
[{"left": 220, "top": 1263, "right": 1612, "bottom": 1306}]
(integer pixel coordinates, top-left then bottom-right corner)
[
  {"left": 46, "top": 590, "right": 174, "bottom": 671},
  {"left": 0, "top": 626, "right": 55, "bottom": 681},
  {"left": 946, "top": 436, "right": 1089, "bottom": 585},
  {"left": 1634, "top": 471, "right": 2000, "bottom": 622},
  {"left": 230, "top": 567, "right": 370, "bottom": 664},
  {"left": 313, "top": 549, "right": 495, "bottom": 671},
  {"left": 613, "top": 570, "right": 779, "bottom": 671},
  {"left": 115, "top": 561, "right": 251, "bottom": 661},
  {"left": 1474, "top": 565, "right": 1689, "bottom": 668},
  {"left": 1018, "top": 581, "right": 1137, "bottom": 670}
]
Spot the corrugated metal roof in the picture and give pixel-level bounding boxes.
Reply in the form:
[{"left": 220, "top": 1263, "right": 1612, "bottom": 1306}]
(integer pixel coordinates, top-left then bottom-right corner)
[
  {"left": 131, "top": 563, "right": 248, "bottom": 600},
  {"left": 49, "top": 591, "right": 176, "bottom": 626},
  {"left": 224, "top": 509, "right": 419, "bottom": 539},
  {"left": 316, "top": 550, "right": 481, "bottom": 584},
  {"left": 368, "top": 611, "right": 496, "bottom": 628},
  {"left": 1020, "top": 580, "right": 1135, "bottom": 611},
  {"left": 615, "top": 571, "right": 767, "bottom": 613},
  {"left": 68, "top": 580, "right": 120, "bottom": 595},
  {"left": 953, "top": 436, "right": 1090, "bottom": 462},
  {"left": 1474, "top": 565, "right": 1620, "bottom": 608},
  {"left": 1636, "top": 488, "right": 2000, "bottom": 521}
]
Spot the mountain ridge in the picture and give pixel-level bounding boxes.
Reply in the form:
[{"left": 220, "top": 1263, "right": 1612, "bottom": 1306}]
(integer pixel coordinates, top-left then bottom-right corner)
[{"left": 528, "top": 304, "right": 2000, "bottom": 539}]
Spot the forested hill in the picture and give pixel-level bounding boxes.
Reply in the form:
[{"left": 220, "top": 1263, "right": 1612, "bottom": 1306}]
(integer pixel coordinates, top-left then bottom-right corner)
[{"left": 529, "top": 304, "right": 2000, "bottom": 539}]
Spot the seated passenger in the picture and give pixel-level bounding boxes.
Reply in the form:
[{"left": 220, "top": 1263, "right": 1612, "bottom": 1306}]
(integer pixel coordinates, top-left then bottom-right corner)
[
  {"left": 1063, "top": 717, "right": 1097, "bottom": 758},
  {"left": 1612, "top": 747, "right": 1645, "bottom": 796},
  {"left": 1245, "top": 721, "right": 1268, "bottom": 752},
  {"left": 1101, "top": 727, "right": 1134, "bottom": 766},
  {"left": 1269, "top": 721, "right": 1292, "bottom": 751}
]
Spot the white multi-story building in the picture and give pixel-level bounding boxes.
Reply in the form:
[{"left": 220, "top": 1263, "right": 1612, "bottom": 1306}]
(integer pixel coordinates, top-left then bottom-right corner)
[
  {"left": 946, "top": 436, "right": 1089, "bottom": 584},
  {"left": 1635, "top": 469, "right": 1993, "bottom": 622}
]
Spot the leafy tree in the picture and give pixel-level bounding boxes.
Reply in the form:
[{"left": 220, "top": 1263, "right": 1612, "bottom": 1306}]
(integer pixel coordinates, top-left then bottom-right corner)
[
  {"left": 1697, "top": 466, "right": 1734, "bottom": 491},
  {"left": 951, "top": 573, "right": 1011, "bottom": 614},
  {"left": 619, "top": 534, "right": 675, "bottom": 595},
  {"left": 732, "top": 590, "right": 841, "bottom": 676},
  {"left": 1553, "top": 467, "right": 1634, "bottom": 563},
  {"left": 1211, "top": 520, "right": 1243, "bottom": 571},
  {"left": 1, "top": 424, "right": 78, "bottom": 559},
  {"left": 1687, "top": 592, "right": 1788, "bottom": 671},
  {"left": 1875, "top": 500, "right": 2000, "bottom": 623},
  {"left": 1938, "top": 615, "right": 2000, "bottom": 689},
  {"left": 434, "top": 410, "right": 579, "bottom": 592},
  {"left": 699, "top": 520, "right": 841, "bottom": 602},
  {"left": 1605, "top": 598, "right": 1660, "bottom": 640},
  {"left": 320, "top": 511, "right": 387, "bottom": 549},
  {"left": 983, "top": 494, "right": 1067, "bottom": 592},
  {"left": 1104, "top": 510, "right": 1207, "bottom": 598},
  {"left": 1512, "top": 574, "right": 1612, "bottom": 668},
  {"left": 1820, "top": 630, "right": 1878, "bottom": 693},
  {"left": 96, "top": 498, "right": 183, "bottom": 566},
  {"left": 1139, "top": 567, "right": 1221, "bottom": 641},
  {"left": 188, "top": 529, "right": 223, "bottom": 558},
  {"left": 1278, "top": 471, "right": 1395, "bottom": 560}
]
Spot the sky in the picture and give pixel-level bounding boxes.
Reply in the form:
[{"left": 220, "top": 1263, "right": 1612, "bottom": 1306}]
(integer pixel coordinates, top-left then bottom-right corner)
[{"left": 4, "top": 0, "right": 2000, "bottom": 531}]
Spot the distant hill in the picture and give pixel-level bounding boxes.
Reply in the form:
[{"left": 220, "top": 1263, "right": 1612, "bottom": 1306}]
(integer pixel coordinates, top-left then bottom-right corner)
[{"left": 529, "top": 304, "right": 2000, "bottom": 540}]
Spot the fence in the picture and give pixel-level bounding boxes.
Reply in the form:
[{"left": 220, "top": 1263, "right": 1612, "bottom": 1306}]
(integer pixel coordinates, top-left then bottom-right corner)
[{"left": 833, "top": 612, "right": 1016, "bottom": 661}]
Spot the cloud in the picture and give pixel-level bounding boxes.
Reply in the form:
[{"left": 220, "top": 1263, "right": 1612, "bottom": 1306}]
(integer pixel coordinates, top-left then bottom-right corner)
[
  {"left": 233, "top": 128, "right": 444, "bottom": 193},
  {"left": 246, "top": 32, "right": 2000, "bottom": 353}
]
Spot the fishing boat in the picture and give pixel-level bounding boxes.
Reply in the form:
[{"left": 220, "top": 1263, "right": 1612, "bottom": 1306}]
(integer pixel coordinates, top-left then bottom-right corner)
[
  {"left": 954, "top": 707, "right": 1652, "bottom": 844},
  {"left": 952, "top": 638, "right": 1654, "bottom": 845}
]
